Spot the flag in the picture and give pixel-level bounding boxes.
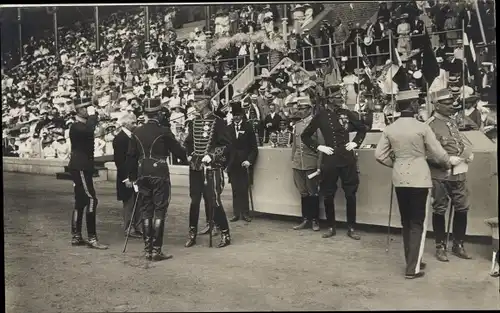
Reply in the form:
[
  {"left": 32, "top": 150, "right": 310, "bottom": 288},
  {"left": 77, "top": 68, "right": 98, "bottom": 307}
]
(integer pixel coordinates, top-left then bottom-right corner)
[
  {"left": 463, "top": 32, "right": 480, "bottom": 89},
  {"left": 421, "top": 29, "right": 440, "bottom": 87}
]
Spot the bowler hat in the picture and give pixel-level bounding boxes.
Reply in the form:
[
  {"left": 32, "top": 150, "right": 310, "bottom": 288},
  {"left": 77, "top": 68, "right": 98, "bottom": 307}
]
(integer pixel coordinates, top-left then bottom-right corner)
[{"left": 143, "top": 98, "right": 162, "bottom": 113}]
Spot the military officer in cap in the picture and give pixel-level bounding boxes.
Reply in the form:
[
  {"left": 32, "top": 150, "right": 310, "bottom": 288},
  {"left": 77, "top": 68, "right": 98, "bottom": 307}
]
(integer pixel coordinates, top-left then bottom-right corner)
[
  {"left": 226, "top": 100, "right": 259, "bottom": 223},
  {"left": 126, "top": 98, "right": 188, "bottom": 261},
  {"left": 375, "top": 89, "right": 460, "bottom": 279},
  {"left": 291, "top": 96, "right": 322, "bottom": 231},
  {"left": 426, "top": 89, "right": 475, "bottom": 262},
  {"left": 301, "top": 85, "right": 367, "bottom": 240},
  {"left": 68, "top": 98, "right": 107, "bottom": 249},
  {"left": 184, "top": 91, "right": 232, "bottom": 248}
]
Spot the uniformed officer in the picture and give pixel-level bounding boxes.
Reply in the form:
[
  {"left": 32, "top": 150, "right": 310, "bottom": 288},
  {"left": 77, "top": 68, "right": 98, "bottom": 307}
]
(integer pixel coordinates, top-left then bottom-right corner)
[
  {"left": 426, "top": 89, "right": 475, "bottom": 262},
  {"left": 291, "top": 96, "right": 322, "bottom": 231},
  {"left": 126, "top": 98, "right": 188, "bottom": 261},
  {"left": 301, "top": 85, "right": 367, "bottom": 240},
  {"left": 374, "top": 89, "right": 460, "bottom": 279},
  {"left": 226, "top": 100, "right": 259, "bottom": 223},
  {"left": 184, "top": 91, "right": 232, "bottom": 248},
  {"left": 68, "top": 98, "right": 107, "bottom": 249}
]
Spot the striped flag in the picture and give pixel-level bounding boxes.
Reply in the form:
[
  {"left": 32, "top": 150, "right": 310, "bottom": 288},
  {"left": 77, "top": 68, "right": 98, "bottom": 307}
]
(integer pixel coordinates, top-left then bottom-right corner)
[
  {"left": 421, "top": 29, "right": 440, "bottom": 87},
  {"left": 463, "top": 32, "right": 480, "bottom": 88}
]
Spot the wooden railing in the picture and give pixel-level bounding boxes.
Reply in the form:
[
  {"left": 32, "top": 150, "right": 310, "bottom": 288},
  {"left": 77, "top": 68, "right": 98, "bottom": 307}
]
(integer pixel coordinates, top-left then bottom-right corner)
[{"left": 211, "top": 61, "right": 255, "bottom": 111}]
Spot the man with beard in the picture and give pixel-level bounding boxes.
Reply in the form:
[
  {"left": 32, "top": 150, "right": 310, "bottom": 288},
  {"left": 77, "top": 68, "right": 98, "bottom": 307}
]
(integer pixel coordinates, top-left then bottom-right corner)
[
  {"left": 126, "top": 99, "right": 188, "bottom": 261},
  {"left": 301, "top": 85, "right": 367, "bottom": 240},
  {"left": 68, "top": 98, "right": 108, "bottom": 249},
  {"left": 291, "top": 96, "right": 322, "bottom": 231},
  {"left": 184, "top": 91, "right": 232, "bottom": 248},
  {"left": 426, "top": 90, "right": 475, "bottom": 262},
  {"left": 227, "top": 100, "right": 258, "bottom": 223}
]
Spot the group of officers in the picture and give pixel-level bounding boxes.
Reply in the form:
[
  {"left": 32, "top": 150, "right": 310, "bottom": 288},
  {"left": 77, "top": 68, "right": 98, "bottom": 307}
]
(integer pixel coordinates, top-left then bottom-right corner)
[{"left": 65, "top": 81, "right": 476, "bottom": 279}]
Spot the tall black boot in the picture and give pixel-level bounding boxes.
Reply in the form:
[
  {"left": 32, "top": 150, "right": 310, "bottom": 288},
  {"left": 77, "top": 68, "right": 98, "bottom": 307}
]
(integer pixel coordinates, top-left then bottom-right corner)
[
  {"left": 322, "top": 196, "right": 336, "bottom": 238},
  {"left": 217, "top": 229, "right": 231, "bottom": 248},
  {"left": 185, "top": 226, "right": 197, "bottom": 248},
  {"left": 310, "top": 196, "right": 321, "bottom": 231},
  {"left": 293, "top": 196, "right": 310, "bottom": 230},
  {"left": 432, "top": 213, "right": 448, "bottom": 262},
  {"left": 152, "top": 218, "right": 173, "bottom": 261},
  {"left": 71, "top": 209, "right": 85, "bottom": 246},
  {"left": 86, "top": 211, "right": 108, "bottom": 250},
  {"left": 452, "top": 211, "right": 472, "bottom": 259},
  {"left": 143, "top": 218, "right": 153, "bottom": 260}
]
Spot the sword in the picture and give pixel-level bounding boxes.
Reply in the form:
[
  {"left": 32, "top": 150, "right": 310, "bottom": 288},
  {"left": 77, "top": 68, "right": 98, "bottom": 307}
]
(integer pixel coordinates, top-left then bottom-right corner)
[
  {"left": 122, "top": 191, "right": 140, "bottom": 254},
  {"left": 204, "top": 164, "right": 215, "bottom": 248},
  {"left": 445, "top": 198, "right": 453, "bottom": 250},
  {"left": 386, "top": 183, "right": 394, "bottom": 253}
]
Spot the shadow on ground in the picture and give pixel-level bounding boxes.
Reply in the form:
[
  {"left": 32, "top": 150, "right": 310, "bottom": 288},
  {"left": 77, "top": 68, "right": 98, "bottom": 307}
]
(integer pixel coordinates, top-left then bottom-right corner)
[{"left": 4, "top": 173, "right": 499, "bottom": 312}]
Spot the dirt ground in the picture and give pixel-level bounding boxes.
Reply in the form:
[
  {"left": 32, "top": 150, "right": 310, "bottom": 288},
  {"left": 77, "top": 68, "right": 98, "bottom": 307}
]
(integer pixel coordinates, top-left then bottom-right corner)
[{"left": 4, "top": 172, "right": 499, "bottom": 312}]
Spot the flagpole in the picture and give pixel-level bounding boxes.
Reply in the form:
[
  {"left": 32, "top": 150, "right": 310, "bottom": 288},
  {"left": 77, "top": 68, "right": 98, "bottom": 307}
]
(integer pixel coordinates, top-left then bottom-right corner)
[
  {"left": 53, "top": 8, "right": 59, "bottom": 59},
  {"left": 356, "top": 35, "right": 360, "bottom": 108},
  {"left": 461, "top": 19, "right": 466, "bottom": 129},
  {"left": 17, "top": 8, "right": 22, "bottom": 60},
  {"left": 426, "top": 82, "right": 431, "bottom": 117},
  {"left": 95, "top": 6, "right": 99, "bottom": 51},
  {"left": 473, "top": 0, "right": 487, "bottom": 45},
  {"left": 389, "top": 31, "right": 395, "bottom": 123}
]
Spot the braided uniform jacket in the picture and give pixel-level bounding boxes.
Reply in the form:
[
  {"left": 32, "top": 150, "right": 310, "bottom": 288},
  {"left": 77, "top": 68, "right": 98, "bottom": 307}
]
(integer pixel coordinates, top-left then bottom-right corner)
[
  {"left": 184, "top": 112, "right": 231, "bottom": 171},
  {"left": 67, "top": 115, "right": 98, "bottom": 171},
  {"left": 292, "top": 115, "right": 322, "bottom": 170},
  {"left": 276, "top": 130, "right": 292, "bottom": 147}
]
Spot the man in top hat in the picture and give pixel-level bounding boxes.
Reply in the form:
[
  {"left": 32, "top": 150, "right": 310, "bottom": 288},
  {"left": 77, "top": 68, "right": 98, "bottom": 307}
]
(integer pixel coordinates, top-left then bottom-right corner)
[
  {"left": 301, "top": 85, "right": 367, "bottom": 240},
  {"left": 291, "top": 96, "right": 322, "bottom": 231},
  {"left": 67, "top": 98, "right": 108, "bottom": 249},
  {"left": 426, "top": 89, "right": 475, "bottom": 262},
  {"left": 113, "top": 113, "right": 143, "bottom": 239},
  {"left": 184, "top": 91, "right": 232, "bottom": 248},
  {"left": 226, "top": 100, "right": 259, "bottom": 223},
  {"left": 125, "top": 98, "right": 188, "bottom": 261},
  {"left": 242, "top": 96, "right": 263, "bottom": 146},
  {"left": 375, "top": 89, "right": 460, "bottom": 279}
]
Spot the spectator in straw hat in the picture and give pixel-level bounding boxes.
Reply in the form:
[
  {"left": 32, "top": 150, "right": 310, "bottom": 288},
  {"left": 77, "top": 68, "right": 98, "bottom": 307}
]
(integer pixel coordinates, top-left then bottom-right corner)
[
  {"left": 426, "top": 88, "right": 475, "bottom": 263},
  {"left": 42, "top": 137, "right": 57, "bottom": 159},
  {"left": 54, "top": 135, "right": 70, "bottom": 160}
]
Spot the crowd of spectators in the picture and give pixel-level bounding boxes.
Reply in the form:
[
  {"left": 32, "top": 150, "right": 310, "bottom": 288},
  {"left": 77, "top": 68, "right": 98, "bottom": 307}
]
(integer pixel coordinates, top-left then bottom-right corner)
[{"left": 1, "top": 2, "right": 496, "bottom": 160}]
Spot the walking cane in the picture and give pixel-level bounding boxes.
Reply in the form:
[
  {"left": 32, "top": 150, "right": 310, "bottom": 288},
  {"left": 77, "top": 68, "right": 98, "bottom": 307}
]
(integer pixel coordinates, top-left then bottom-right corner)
[
  {"left": 386, "top": 183, "right": 394, "bottom": 253},
  {"left": 246, "top": 166, "right": 255, "bottom": 217},
  {"left": 445, "top": 198, "right": 453, "bottom": 250},
  {"left": 122, "top": 191, "right": 140, "bottom": 253}
]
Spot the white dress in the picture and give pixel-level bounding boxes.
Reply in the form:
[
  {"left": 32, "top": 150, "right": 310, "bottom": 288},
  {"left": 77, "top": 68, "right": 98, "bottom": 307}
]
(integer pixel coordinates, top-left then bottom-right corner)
[{"left": 342, "top": 74, "right": 359, "bottom": 110}]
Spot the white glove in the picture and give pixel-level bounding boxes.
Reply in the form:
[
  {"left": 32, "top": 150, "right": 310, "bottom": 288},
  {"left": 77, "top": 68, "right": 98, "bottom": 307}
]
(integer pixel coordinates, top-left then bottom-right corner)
[
  {"left": 132, "top": 183, "right": 139, "bottom": 193},
  {"left": 345, "top": 142, "right": 358, "bottom": 151},
  {"left": 241, "top": 160, "right": 251, "bottom": 168},
  {"left": 466, "top": 153, "right": 474, "bottom": 163},
  {"left": 201, "top": 154, "right": 212, "bottom": 164},
  {"left": 317, "top": 145, "right": 334, "bottom": 155},
  {"left": 87, "top": 106, "right": 96, "bottom": 115},
  {"left": 449, "top": 156, "right": 463, "bottom": 166},
  {"left": 122, "top": 178, "right": 133, "bottom": 188},
  {"left": 187, "top": 155, "right": 192, "bottom": 162}
]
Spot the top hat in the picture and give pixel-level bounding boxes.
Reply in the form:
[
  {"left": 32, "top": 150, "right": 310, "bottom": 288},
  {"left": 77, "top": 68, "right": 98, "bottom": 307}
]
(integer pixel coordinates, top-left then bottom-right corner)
[
  {"left": 230, "top": 101, "right": 244, "bottom": 116},
  {"left": 74, "top": 98, "right": 92, "bottom": 109},
  {"left": 143, "top": 98, "right": 162, "bottom": 113}
]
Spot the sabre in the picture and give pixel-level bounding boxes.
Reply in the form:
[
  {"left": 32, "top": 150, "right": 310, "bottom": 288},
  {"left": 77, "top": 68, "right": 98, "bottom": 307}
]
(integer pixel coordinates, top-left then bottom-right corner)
[
  {"left": 122, "top": 191, "right": 140, "bottom": 254},
  {"left": 386, "top": 183, "right": 394, "bottom": 253},
  {"left": 204, "top": 164, "right": 215, "bottom": 248},
  {"left": 445, "top": 198, "right": 453, "bottom": 250}
]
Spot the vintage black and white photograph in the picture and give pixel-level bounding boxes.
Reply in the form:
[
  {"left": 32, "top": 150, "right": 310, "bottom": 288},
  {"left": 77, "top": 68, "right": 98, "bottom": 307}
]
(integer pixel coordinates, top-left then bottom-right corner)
[{"left": 2, "top": 1, "right": 498, "bottom": 311}]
